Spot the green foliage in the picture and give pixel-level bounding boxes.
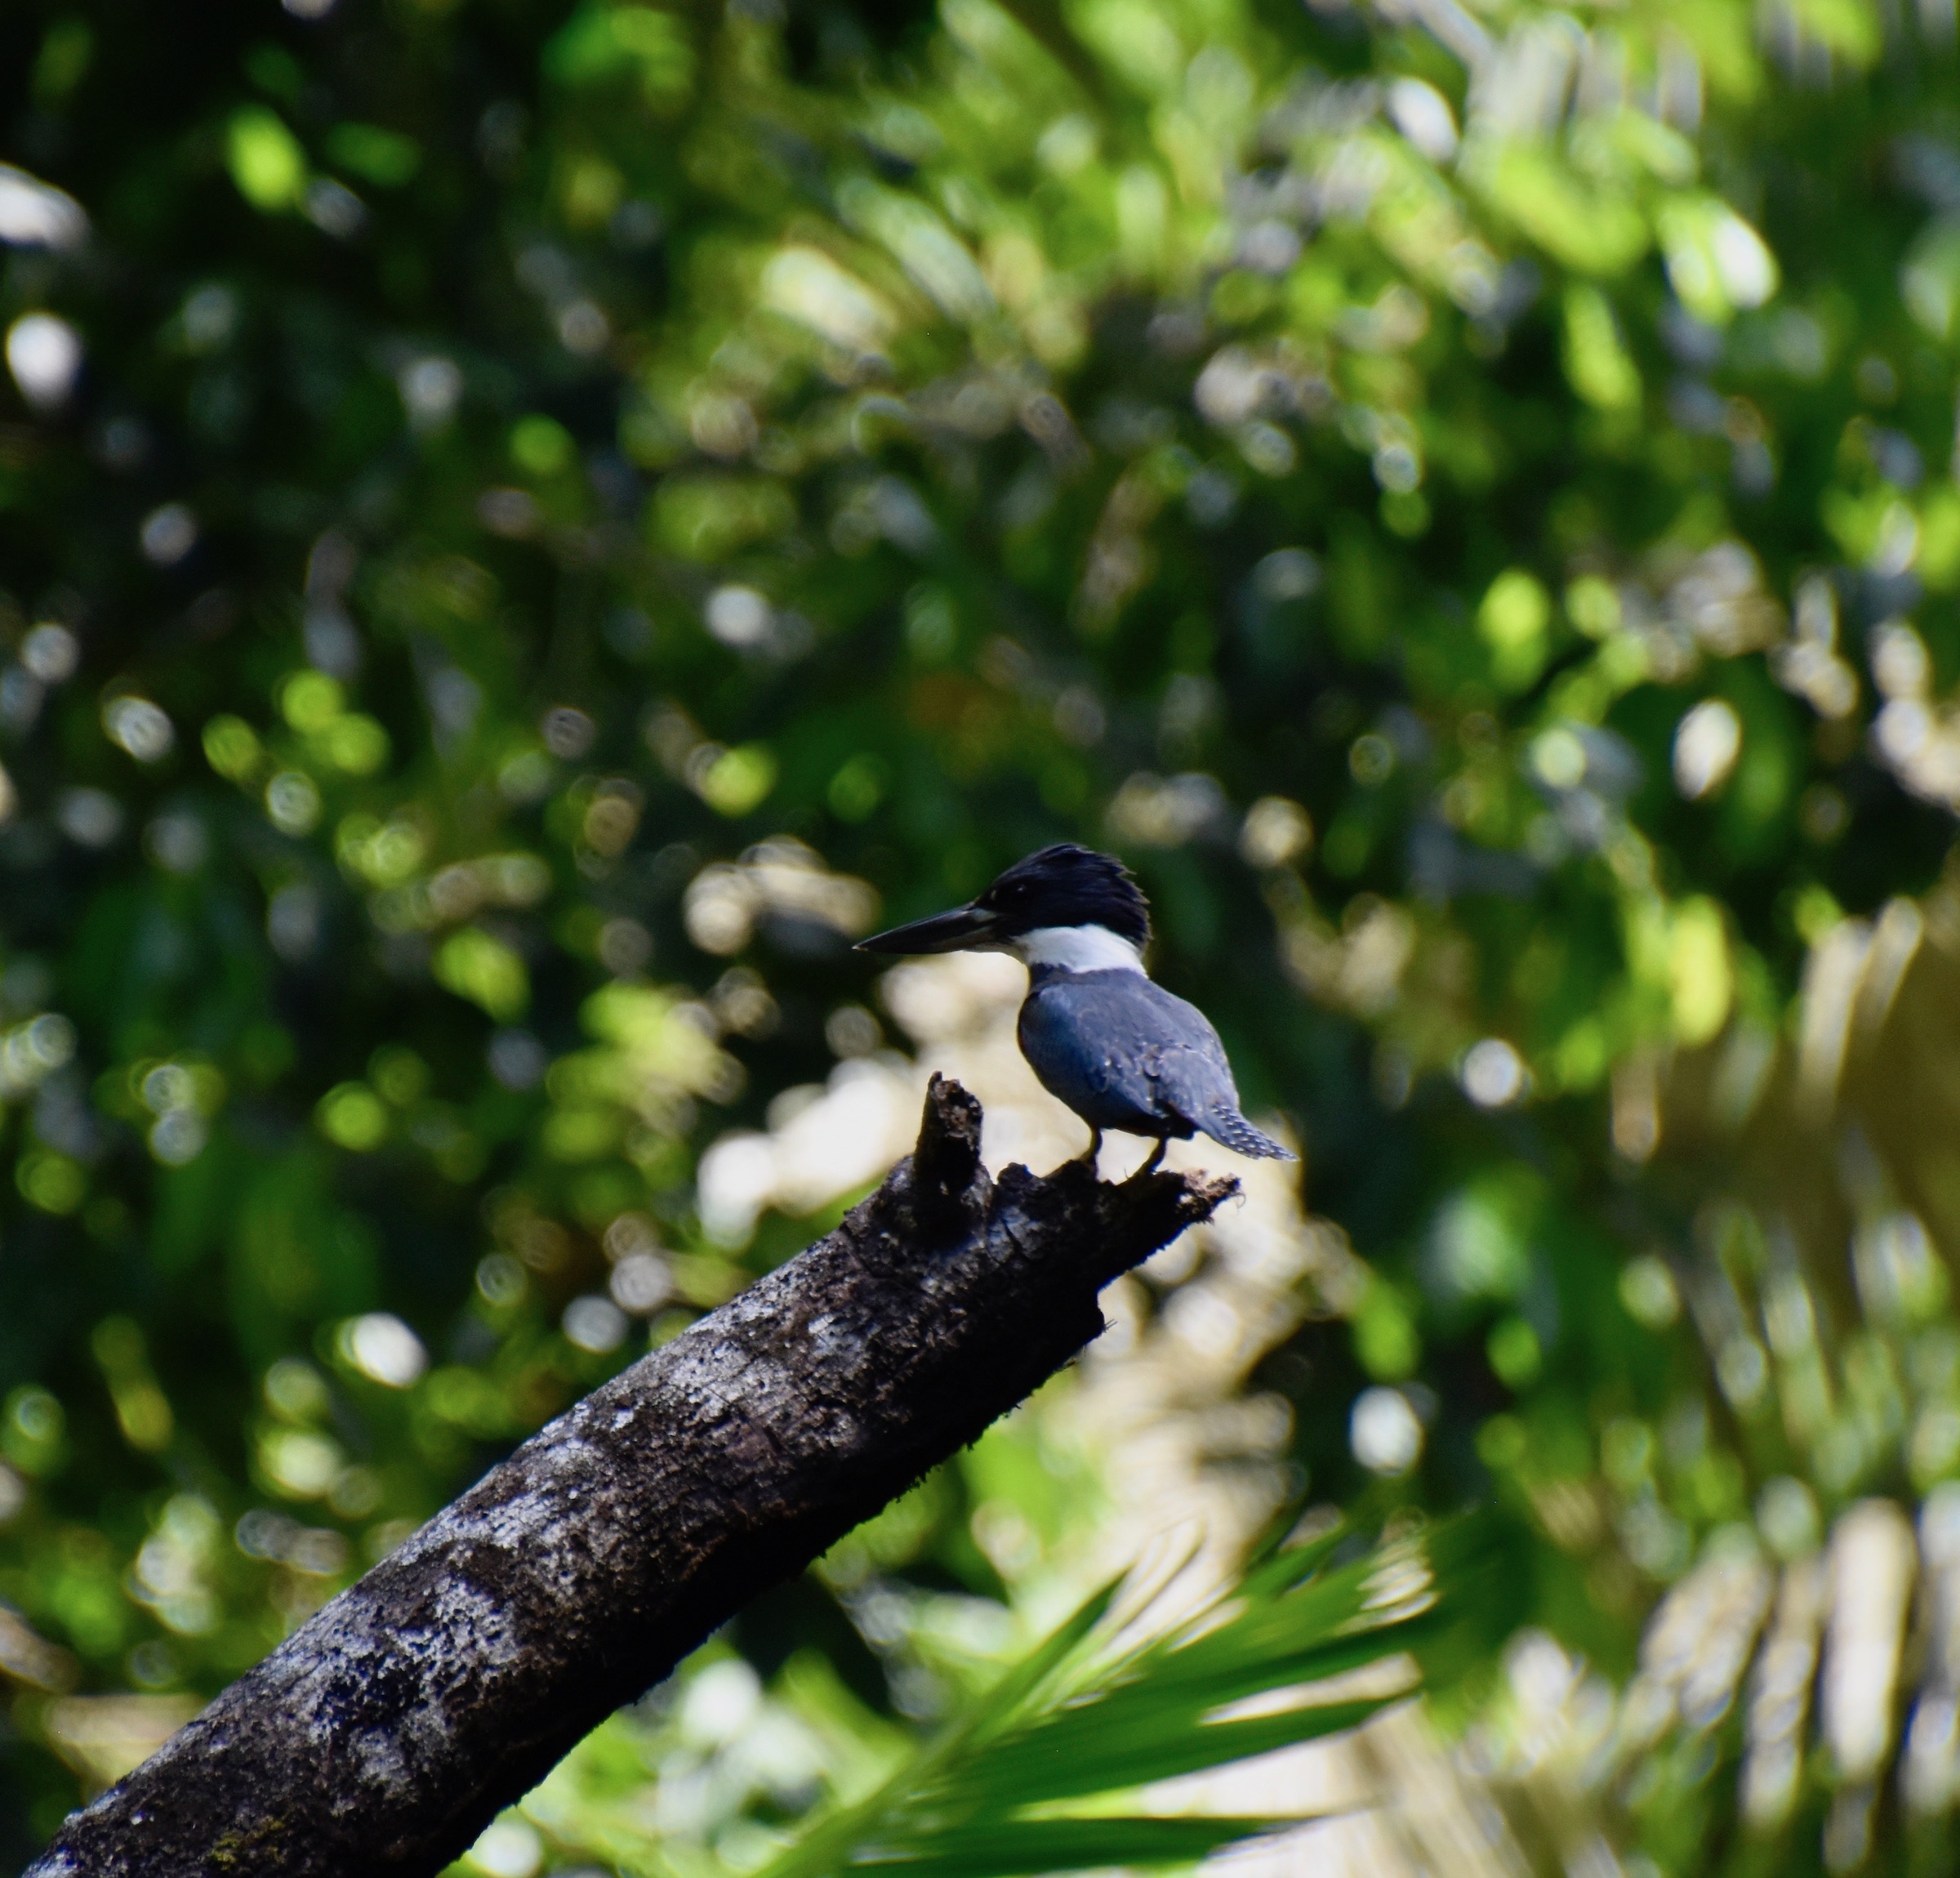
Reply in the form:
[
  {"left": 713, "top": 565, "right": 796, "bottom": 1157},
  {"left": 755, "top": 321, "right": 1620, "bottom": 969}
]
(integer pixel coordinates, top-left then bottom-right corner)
[
  {"left": 518, "top": 1514, "right": 1465, "bottom": 1878},
  {"left": 758, "top": 1523, "right": 1428, "bottom": 1878},
  {"left": 7, "top": 0, "right": 1960, "bottom": 1868}
]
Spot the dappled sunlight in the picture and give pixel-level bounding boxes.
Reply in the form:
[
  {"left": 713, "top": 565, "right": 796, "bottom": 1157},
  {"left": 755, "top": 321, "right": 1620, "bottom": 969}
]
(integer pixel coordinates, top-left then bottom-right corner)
[{"left": 13, "top": 0, "right": 1960, "bottom": 1866}]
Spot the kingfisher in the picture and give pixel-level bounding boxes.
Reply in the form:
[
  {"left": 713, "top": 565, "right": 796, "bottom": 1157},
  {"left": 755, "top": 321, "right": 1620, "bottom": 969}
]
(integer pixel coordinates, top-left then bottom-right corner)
[{"left": 858, "top": 844, "right": 1294, "bottom": 1175}]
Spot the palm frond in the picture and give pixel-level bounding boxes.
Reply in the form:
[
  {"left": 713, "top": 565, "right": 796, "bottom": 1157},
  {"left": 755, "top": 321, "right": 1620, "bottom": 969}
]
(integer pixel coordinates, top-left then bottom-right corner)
[
  {"left": 843, "top": 1814, "right": 1304, "bottom": 1876},
  {"left": 750, "top": 1518, "right": 1475, "bottom": 1878}
]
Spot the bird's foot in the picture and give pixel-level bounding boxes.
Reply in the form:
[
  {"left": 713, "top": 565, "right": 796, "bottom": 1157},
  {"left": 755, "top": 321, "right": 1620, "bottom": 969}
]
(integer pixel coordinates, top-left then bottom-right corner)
[
  {"left": 1076, "top": 1126, "right": 1103, "bottom": 1171},
  {"left": 1124, "top": 1140, "right": 1167, "bottom": 1184}
]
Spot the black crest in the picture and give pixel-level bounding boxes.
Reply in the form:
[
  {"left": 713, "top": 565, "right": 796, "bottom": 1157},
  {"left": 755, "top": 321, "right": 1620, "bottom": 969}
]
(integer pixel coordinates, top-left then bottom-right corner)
[{"left": 976, "top": 845, "right": 1151, "bottom": 946}]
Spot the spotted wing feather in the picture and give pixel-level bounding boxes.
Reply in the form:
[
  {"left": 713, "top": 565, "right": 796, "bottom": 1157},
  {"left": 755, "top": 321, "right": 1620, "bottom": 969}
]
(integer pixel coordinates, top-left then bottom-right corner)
[{"left": 1017, "top": 972, "right": 1294, "bottom": 1160}]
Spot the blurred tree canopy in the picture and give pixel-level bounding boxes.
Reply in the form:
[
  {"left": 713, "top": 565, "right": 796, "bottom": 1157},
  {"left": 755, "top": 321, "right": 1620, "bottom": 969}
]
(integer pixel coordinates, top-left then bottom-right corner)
[{"left": 10, "top": 0, "right": 1960, "bottom": 1868}]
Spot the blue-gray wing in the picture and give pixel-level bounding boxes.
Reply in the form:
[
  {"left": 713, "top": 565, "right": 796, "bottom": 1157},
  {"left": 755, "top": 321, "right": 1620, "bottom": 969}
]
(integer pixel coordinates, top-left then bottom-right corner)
[
  {"left": 1018, "top": 973, "right": 1294, "bottom": 1158},
  {"left": 1017, "top": 973, "right": 1239, "bottom": 1137}
]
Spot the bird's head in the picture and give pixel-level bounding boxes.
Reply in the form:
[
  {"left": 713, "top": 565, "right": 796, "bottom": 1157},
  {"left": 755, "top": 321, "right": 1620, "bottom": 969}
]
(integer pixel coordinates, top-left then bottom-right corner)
[{"left": 856, "top": 845, "right": 1152, "bottom": 965}]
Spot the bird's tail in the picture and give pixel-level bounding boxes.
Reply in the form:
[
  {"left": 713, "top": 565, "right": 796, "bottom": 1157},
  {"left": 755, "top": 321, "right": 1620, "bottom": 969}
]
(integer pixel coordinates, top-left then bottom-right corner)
[{"left": 1197, "top": 1107, "right": 1297, "bottom": 1162}]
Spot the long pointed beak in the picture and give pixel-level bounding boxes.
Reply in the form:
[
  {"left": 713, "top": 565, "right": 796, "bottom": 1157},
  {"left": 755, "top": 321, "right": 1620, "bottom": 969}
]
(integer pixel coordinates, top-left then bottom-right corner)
[{"left": 856, "top": 903, "right": 1000, "bottom": 955}]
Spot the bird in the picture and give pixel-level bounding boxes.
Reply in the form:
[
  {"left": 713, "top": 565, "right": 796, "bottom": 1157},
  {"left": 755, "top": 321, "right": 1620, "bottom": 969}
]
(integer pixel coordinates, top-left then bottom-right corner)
[{"left": 857, "top": 844, "right": 1295, "bottom": 1176}]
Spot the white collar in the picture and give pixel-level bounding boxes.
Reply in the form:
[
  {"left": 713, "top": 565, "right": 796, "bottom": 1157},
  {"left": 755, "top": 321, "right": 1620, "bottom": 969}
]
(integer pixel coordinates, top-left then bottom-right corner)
[{"left": 1013, "top": 925, "right": 1147, "bottom": 975}]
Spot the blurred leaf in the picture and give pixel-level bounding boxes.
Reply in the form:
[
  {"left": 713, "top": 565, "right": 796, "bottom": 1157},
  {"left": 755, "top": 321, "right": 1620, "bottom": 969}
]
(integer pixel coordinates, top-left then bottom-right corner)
[{"left": 756, "top": 1523, "right": 1454, "bottom": 1878}]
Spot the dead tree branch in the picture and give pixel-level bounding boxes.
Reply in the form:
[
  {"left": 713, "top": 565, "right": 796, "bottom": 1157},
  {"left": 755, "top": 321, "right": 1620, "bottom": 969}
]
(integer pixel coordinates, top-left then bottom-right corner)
[{"left": 28, "top": 1077, "right": 1232, "bottom": 1878}]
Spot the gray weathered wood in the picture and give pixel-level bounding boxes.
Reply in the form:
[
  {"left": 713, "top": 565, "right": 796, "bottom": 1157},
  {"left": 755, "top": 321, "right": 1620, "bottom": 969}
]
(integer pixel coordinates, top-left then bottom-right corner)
[{"left": 28, "top": 1077, "right": 1232, "bottom": 1878}]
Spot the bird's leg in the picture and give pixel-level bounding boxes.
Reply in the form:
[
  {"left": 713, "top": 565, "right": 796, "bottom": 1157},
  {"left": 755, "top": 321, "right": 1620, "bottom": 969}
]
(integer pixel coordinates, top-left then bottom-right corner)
[
  {"left": 1127, "top": 1140, "right": 1167, "bottom": 1183},
  {"left": 1079, "top": 1126, "right": 1103, "bottom": 1169}
]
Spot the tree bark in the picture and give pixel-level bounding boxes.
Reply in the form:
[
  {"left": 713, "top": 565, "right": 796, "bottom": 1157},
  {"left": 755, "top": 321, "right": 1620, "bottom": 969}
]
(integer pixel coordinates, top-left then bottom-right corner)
[{"left": 28, "top": 1077, "right": 1232, "bottom": 1878}]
